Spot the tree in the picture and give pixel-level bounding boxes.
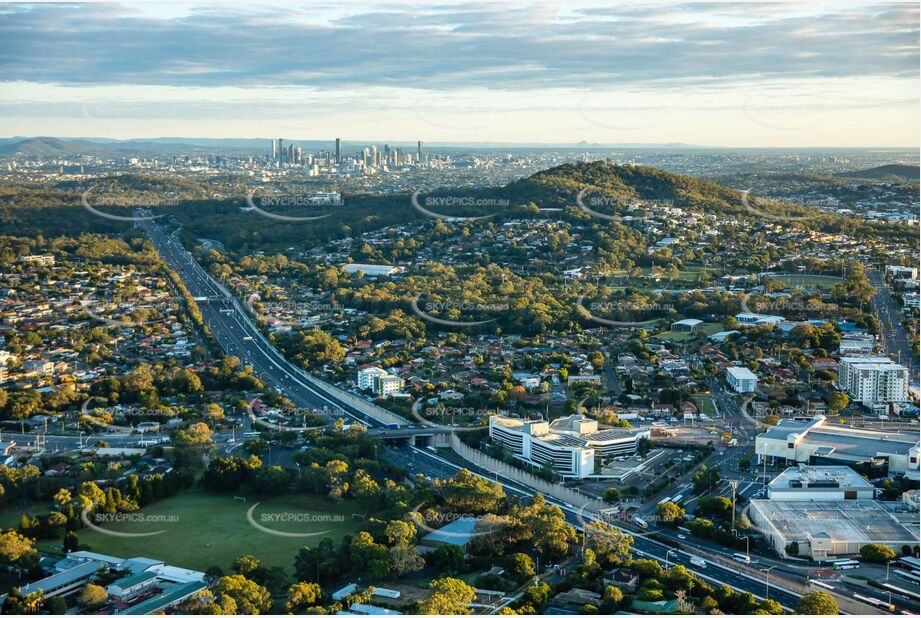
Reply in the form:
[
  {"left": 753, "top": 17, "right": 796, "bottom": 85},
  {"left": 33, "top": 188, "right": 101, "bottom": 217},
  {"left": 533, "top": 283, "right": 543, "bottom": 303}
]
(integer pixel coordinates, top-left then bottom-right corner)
[
  {"left": 796, "top": 590, "right": 838, "bottom": 615},
  {"left": 350, "top": 531, "right": 390, "bottom": 579},
  {"left": 602, "top": 585, "right": 623, "bottom": 612},
  {"left": 603, "top": 487, "right": 621, "bottom": 504},
  {"left": 418, "top": 577, "right": 477, "bottom": 615},
  {"left": 215, "top": 574, "right": 272, "bottom": 615},
  {"left": 285, "top": 582, "right": 323, "bottom": 613},
  {"left": 232, "top": 555, "right": 266, "bottom": 581},
  {"left": 505, "top": 553, "right": 536, "bottom": 581},
  {"left": 63, "top": 530, "right": 79, "bottom": 552},
  {"left": 175, "top": 422, "right": 213, "bottom": 449},
  {"left": 388, "top": 544, "right": 425, "bottom": 576},
  {"left": 77, "top": 583, "right": 108, "bottom": 609},
  {"left": 655, "top": 501, "right": 685, "bottom": 525},
  {"left": 827, "top": 392, "right": 849, "bottom": 414},
  {"left": 859, "top": 543, "right": 897, "bottom": 563},
  {"left": 384, "top": 520, "right": 417, "bottom": 547},
  {"left": 584, "top": 520, "right": 633, "bottom": 565},
  {"left": 0, "top": 530, "right": 38, "bottom": 568}
]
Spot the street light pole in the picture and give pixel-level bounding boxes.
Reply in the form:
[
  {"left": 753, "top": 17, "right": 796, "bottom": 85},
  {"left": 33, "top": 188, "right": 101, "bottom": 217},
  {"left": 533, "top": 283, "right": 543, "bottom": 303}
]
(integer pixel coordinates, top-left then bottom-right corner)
[{"left": 761, "top": 565, "right": 776, "bottom": 600}]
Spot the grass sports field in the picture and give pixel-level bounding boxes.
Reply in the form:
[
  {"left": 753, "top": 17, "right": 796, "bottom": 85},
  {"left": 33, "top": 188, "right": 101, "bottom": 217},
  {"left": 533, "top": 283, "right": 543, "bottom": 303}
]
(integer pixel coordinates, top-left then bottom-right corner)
[
  {"left": 774, "top": 273, "right": 843, "bottom": 289},
  {"left": 38, "top": 491, "right": 363, "bottom": 573}
]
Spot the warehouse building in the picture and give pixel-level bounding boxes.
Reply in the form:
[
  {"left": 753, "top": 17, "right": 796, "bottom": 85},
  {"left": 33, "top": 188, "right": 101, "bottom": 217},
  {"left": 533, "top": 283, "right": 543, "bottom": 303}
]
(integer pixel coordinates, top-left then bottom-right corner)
[{"left": 749, "top": 499, "right": 919, "bottom": 561}]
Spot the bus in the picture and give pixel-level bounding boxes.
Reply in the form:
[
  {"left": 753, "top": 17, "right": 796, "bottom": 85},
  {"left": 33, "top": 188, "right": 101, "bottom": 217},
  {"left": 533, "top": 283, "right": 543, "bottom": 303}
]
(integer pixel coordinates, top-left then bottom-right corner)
[
  {"left": 633, "top": 516, "right": 649, "bottom": 529},
  {"left": 897, "top": 556, "right": 921, "bottom": 571},
  {"left": 242, "top": 431, "right": 261, "bottom": 439},
  {"left": 657, "top": 496, "right": 672, "bottom": 505},
  {"left": 852, "top": 593, "right": 895, "bottom": 612},
  {"left": 830, "top": 559, "right": 860, "bottom": 570},
  {"left": 809, "top": 579, "right": 836, "bottom": 592},
  {"left": 893, "top": 569, "right": 920, "bottom": 583},
  {"left": 882, "top": 582, "right": 920, "bottom": 601},
  {"left": 732, "top": 553, "right": 751, "bottom": 564},
  {"left": 671, "top": 494, "right": 683, "bottom": 504}
]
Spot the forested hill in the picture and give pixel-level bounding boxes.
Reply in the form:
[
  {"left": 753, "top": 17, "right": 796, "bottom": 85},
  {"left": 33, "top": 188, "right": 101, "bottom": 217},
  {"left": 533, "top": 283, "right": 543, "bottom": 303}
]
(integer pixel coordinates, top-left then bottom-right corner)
[
  {"left": 838, "top": 163, "right": 919, "bottom": 182},
  {"left": 501, "top": 161, "right": 745, "bottom": 211},
  {"left": 0, "top": 161, "right": 916, "bottom": 250}
]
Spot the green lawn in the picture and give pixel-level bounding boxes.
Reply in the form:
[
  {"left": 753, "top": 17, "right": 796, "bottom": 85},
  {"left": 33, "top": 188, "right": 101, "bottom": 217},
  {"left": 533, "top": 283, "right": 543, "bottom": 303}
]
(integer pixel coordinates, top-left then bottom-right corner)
[
  {"left": 692, "top": 397, "right": 718, "bottom": 417},
  {"left": 0, "top": 502, "right": 50, "bottom": 530},
  {"left": 39, "top": 491, "right": 363, "bottom": 574},
  {"left": 774, "top": 274, "right": 843, "bottom": 289}
]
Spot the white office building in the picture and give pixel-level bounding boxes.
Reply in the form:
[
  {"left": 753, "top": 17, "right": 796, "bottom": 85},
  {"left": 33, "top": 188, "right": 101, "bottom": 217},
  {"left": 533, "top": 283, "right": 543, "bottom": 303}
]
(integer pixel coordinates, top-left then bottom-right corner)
[
  {"left": 488, "top": 414, "right": 650, "bottom": 479},
  {"left": 838, "top": 356, "right": 909, "bottom": 404},
  {"left": 726, "top": 366, "right": 758, "bottom": 393}
]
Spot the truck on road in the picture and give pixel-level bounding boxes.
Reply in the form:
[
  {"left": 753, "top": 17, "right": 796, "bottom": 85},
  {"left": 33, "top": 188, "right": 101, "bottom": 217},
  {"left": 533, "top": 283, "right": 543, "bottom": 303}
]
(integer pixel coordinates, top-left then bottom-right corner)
[{"left": 690, "top": 556, "right": 707, "bottom": 568}]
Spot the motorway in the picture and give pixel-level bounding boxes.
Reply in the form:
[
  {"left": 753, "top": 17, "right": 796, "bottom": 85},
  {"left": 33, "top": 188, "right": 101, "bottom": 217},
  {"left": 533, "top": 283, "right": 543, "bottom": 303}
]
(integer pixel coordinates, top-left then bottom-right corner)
[
  {"left": 139, "top": 216, "right": 383, "bottom": 429},
  {"left": 136, "top": 216, "right": 900, "bottom": 614}
]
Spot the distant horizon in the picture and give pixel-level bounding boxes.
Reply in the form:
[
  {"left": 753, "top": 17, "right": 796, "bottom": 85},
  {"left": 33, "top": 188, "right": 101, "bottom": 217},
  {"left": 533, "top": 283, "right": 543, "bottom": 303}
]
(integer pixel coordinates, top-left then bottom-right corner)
[
  {"left": 4, "top": 135, "right": 920, "bottom": 152},
  {"left": 1, "top": 2, "right": 917, "bottom": 148}
]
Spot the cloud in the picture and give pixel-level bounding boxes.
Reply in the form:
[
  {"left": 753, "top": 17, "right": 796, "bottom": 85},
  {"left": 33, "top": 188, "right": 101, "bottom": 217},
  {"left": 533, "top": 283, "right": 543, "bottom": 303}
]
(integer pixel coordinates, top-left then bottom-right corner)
[{"left": 0, "top": 2, "right": 916, "bottom": 90}]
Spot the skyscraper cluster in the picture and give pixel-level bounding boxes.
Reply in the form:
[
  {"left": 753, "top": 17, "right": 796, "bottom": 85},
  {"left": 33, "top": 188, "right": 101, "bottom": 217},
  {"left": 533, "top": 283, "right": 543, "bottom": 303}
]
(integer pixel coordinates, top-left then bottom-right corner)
[{"left": 268, "top": 138, "right": 430, "bottom": 174}]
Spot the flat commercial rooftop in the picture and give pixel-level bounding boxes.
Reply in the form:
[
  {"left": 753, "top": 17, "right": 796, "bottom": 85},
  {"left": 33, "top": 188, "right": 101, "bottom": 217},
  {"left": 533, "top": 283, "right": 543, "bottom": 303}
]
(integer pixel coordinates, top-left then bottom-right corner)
[
  {"left": 750, "top": 500, "right": 919, "bottom": 546},
  {"left": 761, "top": 417, "right": 918, "bottom": 458}
]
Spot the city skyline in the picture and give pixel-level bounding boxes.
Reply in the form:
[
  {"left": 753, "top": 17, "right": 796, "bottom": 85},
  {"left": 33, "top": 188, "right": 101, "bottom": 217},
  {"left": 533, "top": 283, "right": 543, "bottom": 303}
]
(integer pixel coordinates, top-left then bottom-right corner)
[{"left": 0, "top": 1, "right": 918, "bottom": 147}]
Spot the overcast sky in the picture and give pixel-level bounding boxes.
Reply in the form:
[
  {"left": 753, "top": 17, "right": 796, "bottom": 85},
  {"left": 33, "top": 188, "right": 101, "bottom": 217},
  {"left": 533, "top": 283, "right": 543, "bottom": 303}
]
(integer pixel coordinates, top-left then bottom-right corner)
[{"left": 0, "top": 1, "right": 917, "bottom": 146}]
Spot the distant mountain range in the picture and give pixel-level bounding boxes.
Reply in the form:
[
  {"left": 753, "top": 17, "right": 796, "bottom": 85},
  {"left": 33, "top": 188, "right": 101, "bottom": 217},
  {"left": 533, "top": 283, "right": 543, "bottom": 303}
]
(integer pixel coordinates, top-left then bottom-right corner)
[{"left": 0, "top": 136, "right": 269, "bottom": 156}]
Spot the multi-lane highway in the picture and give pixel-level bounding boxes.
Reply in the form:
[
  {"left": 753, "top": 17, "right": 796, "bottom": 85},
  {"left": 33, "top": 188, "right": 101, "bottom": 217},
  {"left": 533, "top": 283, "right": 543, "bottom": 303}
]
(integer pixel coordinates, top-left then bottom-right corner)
[{"left": 139, "top": 216, "right": 386, "bottom": 429}]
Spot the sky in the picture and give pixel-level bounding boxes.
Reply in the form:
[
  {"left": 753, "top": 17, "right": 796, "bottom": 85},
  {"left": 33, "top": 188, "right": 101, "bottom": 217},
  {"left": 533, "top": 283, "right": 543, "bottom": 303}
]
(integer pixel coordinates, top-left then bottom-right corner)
[{"left": 0, "top": 1, "right": 918, "bottom": 147}]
